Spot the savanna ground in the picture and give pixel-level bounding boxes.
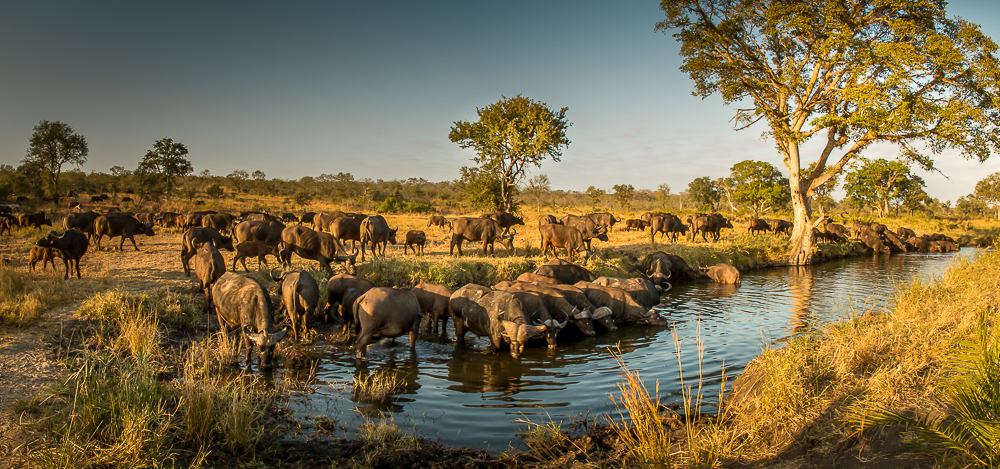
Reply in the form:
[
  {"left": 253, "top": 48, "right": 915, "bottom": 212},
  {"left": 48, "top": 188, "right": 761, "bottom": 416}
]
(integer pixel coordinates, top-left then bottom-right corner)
[{"left": 1, "top": 197, "right": 999, "bottom": 468}]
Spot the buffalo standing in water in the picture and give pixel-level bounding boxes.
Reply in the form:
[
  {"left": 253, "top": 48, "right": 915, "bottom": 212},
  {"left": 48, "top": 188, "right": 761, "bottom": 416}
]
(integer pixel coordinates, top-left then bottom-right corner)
[{"left": 212, "top": 272, "right": 288, "bottom": 371}]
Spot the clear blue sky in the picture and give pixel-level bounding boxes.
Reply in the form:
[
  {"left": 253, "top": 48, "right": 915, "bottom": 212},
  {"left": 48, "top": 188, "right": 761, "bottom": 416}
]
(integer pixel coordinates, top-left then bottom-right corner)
[{"left": 2, "top": 0, "right": 999, "bottom": 203}]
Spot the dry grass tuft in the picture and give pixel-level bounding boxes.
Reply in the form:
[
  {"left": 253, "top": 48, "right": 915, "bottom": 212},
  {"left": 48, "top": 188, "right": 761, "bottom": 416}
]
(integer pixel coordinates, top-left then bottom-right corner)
[{"left": 353, "top": 367, "right": 406, "bottom": 404}]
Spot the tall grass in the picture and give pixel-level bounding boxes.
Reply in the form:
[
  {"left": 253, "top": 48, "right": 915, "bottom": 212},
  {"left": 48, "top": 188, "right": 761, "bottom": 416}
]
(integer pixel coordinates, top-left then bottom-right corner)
[
  {"left": 0, "top": 265, "right": 91, "bottom": 326},
  {"left": 353, "top": 367, "right": 406, "bottom": 404},
  {"left": 852, "top": 311, "right": 1000, "bottom": 466}
]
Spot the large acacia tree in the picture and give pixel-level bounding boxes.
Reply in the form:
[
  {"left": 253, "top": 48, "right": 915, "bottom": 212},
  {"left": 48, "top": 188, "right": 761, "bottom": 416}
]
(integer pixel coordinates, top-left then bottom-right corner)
[
  {"left": 22, "top": 120, "right": 89, "bottom": 203},
  {"left": 657, "top": 0, "right": 1000, "bottom": 264},
  {"left": 136, "top": 138, "right": 193, "bottom": 196},
  {"left": 449, "top": 95, "right": 570, "bottom": 213}
]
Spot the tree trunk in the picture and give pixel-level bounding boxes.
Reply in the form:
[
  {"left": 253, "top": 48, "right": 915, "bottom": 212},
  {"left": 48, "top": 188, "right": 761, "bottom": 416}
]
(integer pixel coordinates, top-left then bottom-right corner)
[{"left": 787, "top": 186, "right": 817, "bottom": 265}]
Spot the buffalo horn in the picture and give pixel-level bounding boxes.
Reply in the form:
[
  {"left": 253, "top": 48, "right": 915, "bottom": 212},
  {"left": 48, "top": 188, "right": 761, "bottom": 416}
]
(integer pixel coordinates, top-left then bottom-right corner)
[
  {"left": 660, "top": 282, "right": 672, "bottom": 292},
  {"left": 573, "top": 310, "right": 592, "bottom": 320},
  {"left": 270, "top": 267, "right": 285, "bottom": 282},
  {"left": 557, "top": 310, "right": 568, "bottom": 329},
  {"left": 531, "top": 311, "right": 543, "bottom": 326},
  {"left": 641, "top": 308, "right": 655, "bottom": 318},
  {"left": 591, "top": 307, "right": 612, "bottom": 320}
]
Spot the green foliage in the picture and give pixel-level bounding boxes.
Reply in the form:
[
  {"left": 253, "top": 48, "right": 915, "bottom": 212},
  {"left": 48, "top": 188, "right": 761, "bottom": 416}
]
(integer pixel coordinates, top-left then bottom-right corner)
[
  {"left": 687, "top": 177, "right": 719, "bottom": 211},
  {"left": 449, "top": 94, "right": 571, "bottom": 212},
  {"left": 457, "top": 166, "right": 506, "bottom": 213},
  {"left": 22, "top": 120, "right": 89, "bottom": 203},
  {"left": 292, "top": 190, "right": 314, "bottom": 207},
  {"left": 656, "top": 183, "right": 671, "bottom": 210},
  {"left": 522, "top": 173, "right": 551, "bottom": 213},
  {"left": 585, "top": 186, "right": 606, "bottom": 212},
  {"left": 657, "top": 0, "right": 1000, "bottom": 262},
  {"left": 853, "top": 312, "right": 1000, "bottom": 467},
  {"left": 136, "top": 138, "right": 193, "bottom": 195},
  {"left": 975, "top": 173, "right": 1000, "bottom": 220},
  {"left": 843, "top": 158, "right": 925, "bottom": 217},
  {"left": 727, "top": 160, "right": 789, "bottom": 216},
  {"left": 374, "top": 197, "right": 433, "bottom": 214},
  {"left": 205, "top": 184, "right": 224, "bottom": 199},
  {"left": 613, "top": 183, "right": 636, "bottom": 210}
]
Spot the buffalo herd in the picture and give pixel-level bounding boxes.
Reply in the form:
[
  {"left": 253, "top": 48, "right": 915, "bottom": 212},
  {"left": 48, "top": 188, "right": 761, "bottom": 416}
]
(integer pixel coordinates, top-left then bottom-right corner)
[{"left": 3, "top": 204, "right": 977, "bottom": 370}]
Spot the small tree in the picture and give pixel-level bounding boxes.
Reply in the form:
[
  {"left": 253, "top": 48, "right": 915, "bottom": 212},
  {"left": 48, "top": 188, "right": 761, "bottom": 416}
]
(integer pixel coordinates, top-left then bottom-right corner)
[
  {"left": 136, "top": 138, "right": 192, "bottom": 195},
  {"left": 613, "top": 184, "right": 636, "bottom": 211},
  {"left": 656, "top": 183, "right": 671, "bottom": 210},
  {"left": 227, "top": 170, "right": 250, "bottom": 193},
  {"left": 22, "top": 120, "right": 89, "bottom": 203},
  {"left": 687, "top": 177, "right": 719, "bottom": 211},
  {"left": 457, "top": 166, "right": 505, "bottom": 213},
  {"left": 522, "top": 173, "right": 551, "bottom": 213},
  {"left": 585, "top": 186, "right": 606, "bottom": 212},
  {"left": 449, "top": 94, "right": 571, "bottom": 212},
  {"left": 728, "top": 160, "right": 790, "bottom": 217},
  {"left": 975, "top": 173, "right": 1000, "bottom": 219},
  {"left": 843, "top": 159, "right": 923, "bottom": 218}
]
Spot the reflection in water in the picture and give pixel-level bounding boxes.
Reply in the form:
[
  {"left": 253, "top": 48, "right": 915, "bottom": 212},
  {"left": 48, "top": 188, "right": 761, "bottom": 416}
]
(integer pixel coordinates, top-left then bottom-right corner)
[
  {"left": 282, "top": 249, "right": 983, "bottom": 450},
  {"left": 788, "top": 265, "right": 814, "bottom": 334}
]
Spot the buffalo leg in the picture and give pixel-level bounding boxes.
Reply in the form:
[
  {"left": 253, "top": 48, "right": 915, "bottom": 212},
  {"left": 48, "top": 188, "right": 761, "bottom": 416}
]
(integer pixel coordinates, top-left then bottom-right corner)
[
  {"left": 408, "top": 330, "right": 418, "bottom": 350},
  {"left": 355, "top": 332, "right": 373, "bottom": 358},
  {"left": 453, "top": 317, "right": 465, "bottom": 343}
]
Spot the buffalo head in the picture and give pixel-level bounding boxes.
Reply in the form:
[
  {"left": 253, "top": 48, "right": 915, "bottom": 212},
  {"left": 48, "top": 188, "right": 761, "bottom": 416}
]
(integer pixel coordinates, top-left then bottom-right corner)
[
  {"left": 389, "top": 227, "right": 399, "bottom": 245},
  {"left": 500, "top": 320, "right": 546, "bottom": 358},
  {"left": 245, "top": 326, "right": 288, "bottom": 371},
  {"left": 591, "top": 306, "right": 616, "bottom": 331}
]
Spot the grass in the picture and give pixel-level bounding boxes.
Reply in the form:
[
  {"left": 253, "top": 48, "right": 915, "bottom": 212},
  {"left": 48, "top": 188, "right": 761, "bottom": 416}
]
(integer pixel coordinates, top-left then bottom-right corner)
[
  {"left": 0, "top": 264, "right": 98, "bottom": 326},
  {"left": 353, "top": 367, "right": 407, "bottom": 404}
]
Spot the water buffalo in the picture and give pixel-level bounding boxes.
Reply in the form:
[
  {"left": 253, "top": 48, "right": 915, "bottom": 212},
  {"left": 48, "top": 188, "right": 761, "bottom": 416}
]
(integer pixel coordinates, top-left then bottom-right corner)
[
  {"left": 37, "top": 229, "right": 89, "bottom": 279},
  {"left": 593, "top": 276, "right": 664, "bottom": 309},
  {"left": 329, "top": 216, "right": 363, "bottom": 252},
  {"left": 907, "top": 236, "right": 934, "bottom": 252},
  {"left": 63, "top": 211, "right": 101, "bottom": 240},
  {"left": 212, "top": 272, "right": 288, "bottom": 371},
  {"left": 412, "top": 282, "right": 453, "bottom": 334},
  {"left": 507, "top": 290, "right": 567, "bottom": 349},
  {"left": 18, "top": 212, "right": 52, "bottom": 230},
  {"left": 181, "top": 227, "right": 236, "bottom": 276},
  {"left": 882, "top": 230, "right": 908, "bottom": 252},
  {"left": 155, "top": 211, "right": 183, "bottom": 228},
  {"left": 687, "top": 213, "right": 733, "bottom": 242},
  {"left": 534, "top": 258, "right": 597, "bottom": 284},
  {"left": 538, "top": 215, "right": 561, "bottom": 227},
  {"left": 194, "top": 242, "right": 226, "bottom": 322},
  {"left": 639, "top": 251, "right": 702, "bottom": 285},
  {"left": 323, "top": 273, "right": 375, "bottom": 324},
  {"left": 586, "top": 212, "right": 619, "bottom": 231},
  {"left": 450, "top": 217, "right": 514, "bottom": 257},
  {"left": 449, "top": 285, "right": 546, "bottom": 359},
  {"left": 574, "top": 281, "right": 667, "bottom": 326},
  {"left": 622, "top": 219, "right": 648, "bottom": 232},
  {"left": 427, "top": 215, "right": 452, "bottom": 230},
  {"left": 702, "top": 263, "right": 740, "bottom": 286},
  {"left": 93, "top": 214, "right": 155, "bottom": 251},
  {"left": 896, "top": 227, "right": 916, "bottom": 239},
  {"left": 539, "top": 224, "right": 591, "bottom": 264},
  {"left": 858, "top": 227, "right": 891, "bottom": 254},
  {"left": 649, "top": 214, "right": 687, "bottom": 243},
  {"left": 271, "top": 269, "right": 320, "bottom": 343},
  {"left": 90, "top": 195, "right": 103, "bottom": 203},
  {"left": 560, "top": 215, "right": 609, "bottom": 250},
  {"left": 353, "top": 287, "right": 423, "bottom": 358},
  {"left": 504, "top": 282, "right": 590, "bottom": 338},
  {"left": 300, "top": 212, "right": 316, "bottom": 226},
  {"left": 184, "top": 210, "right": 218, "bottom": 229},
  {"left": 746, "top": 218, "right": 770, "bottom": 236},
  {"left": 314, "top": 211, "right": 365, "bottom": 231},
  {"left": 280, "top": 213, "right": 299, "bottom": 224},
  {"left": 515, "top": 272, "right": 560, "bottom": 285},
  {"left": 234, "top": 219, "right": 285, "bottom": 246},
  {"left": 29, "top": 246, "right": 60, "bottom": 272},
  {"left": 68, "top": 201, "right": 81, "bottom": 210},
  {"left": 202, "top": 213, "right": 237, "bottom": 235},
  {"left": 483, "top": 212, "right": 525, "bottom": 235},
  {"left": 233, "top": 241, "right": 281, "bottom": 271},
  {"left": 359, "top": 215, "right": 398, "bottom": 261},
  {"left": 279, "top": 225, "right": 358, "bottom": 276},
  {"left": 0, "top": 217, "right": 12, "bottom": 236},
  {"left": 404, "top": 230, "right": 426, "bottom": 256},
  {"left": 245, "top": 212, "right": 278, "bottom": 222},
  {"left": 770, "top": 219, "right": 792, "bottom": 236},
  {"left": 546, "top": 284, "right": 617, "bottom": 332}
]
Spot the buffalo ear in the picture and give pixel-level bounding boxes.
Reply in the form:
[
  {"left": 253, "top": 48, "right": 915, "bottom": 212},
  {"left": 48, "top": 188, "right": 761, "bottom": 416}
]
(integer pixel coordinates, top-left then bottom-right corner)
[{"left": 500, "top": 320, "right": 520, "bottom": 339}]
